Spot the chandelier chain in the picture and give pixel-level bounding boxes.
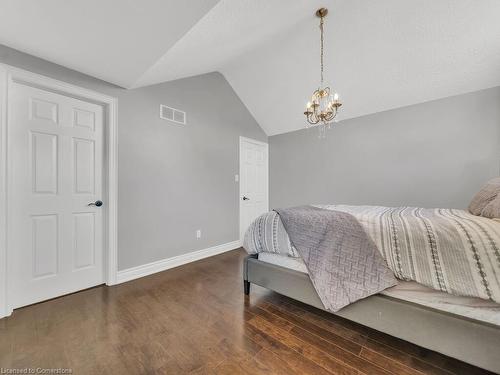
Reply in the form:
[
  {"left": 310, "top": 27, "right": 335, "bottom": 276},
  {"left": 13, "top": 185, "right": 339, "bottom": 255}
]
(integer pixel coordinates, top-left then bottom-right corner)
[{"left": 320, "top": 15, "right": 324, "bottom": 85}]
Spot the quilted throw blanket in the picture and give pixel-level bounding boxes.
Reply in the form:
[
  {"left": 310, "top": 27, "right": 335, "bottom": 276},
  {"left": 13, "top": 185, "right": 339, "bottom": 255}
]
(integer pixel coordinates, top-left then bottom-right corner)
[
  {"left": 243, "top": 205, "right": 500, "bottom": 307},
  {"left": 274, "top": 206, "right": 397, "bottom": 311}
]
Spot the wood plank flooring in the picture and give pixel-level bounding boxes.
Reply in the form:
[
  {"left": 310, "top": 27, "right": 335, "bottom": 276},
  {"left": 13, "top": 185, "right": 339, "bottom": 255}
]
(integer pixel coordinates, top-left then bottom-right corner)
[{"left": 0, "top": 249, "right": 494, "bottom": 374}]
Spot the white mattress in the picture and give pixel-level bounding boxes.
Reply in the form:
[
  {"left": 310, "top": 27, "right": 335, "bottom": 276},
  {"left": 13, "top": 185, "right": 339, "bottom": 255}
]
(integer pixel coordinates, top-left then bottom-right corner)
[{"left": 258, "top": 253, "right": 500, "bottom": 326}]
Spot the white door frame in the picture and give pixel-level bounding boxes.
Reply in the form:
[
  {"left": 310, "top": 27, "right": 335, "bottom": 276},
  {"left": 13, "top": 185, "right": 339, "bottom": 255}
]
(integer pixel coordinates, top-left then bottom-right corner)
[
  {"left": 0, "top": 64, "right": 118, "bottom": 318},
  {"left": 239, "top": 136, "right": 269, "bottom": 242}
]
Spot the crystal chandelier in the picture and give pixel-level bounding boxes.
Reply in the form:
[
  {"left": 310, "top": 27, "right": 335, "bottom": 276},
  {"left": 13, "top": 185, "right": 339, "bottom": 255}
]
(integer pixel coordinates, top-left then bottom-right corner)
[{"left": 304, "top": 8, "right": 342, "bottom": 136}]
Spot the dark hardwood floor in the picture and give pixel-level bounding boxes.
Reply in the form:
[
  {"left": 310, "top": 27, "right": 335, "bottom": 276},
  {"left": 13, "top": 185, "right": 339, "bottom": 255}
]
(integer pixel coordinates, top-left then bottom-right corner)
[{"left": 0, "top": 249, "right": 494, "bottom": 374}]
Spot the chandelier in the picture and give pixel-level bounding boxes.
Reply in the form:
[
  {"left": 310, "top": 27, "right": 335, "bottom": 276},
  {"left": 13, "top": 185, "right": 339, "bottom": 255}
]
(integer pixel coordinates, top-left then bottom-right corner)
[{"left": 304, "top": 8, "right": 342, "bottom": 136}]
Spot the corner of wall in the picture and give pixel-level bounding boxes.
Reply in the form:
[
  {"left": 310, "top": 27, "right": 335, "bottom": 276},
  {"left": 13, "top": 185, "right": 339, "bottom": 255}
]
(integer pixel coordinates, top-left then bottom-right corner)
[{"left": 216, "top": 70, "right": 268, "bottom": 140}]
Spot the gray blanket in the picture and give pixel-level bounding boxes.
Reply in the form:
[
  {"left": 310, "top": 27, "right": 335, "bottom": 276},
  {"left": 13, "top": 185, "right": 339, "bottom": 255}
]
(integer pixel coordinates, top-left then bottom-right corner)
[{"left": 275, "top": 206, "right": 397, "bottom": 311}]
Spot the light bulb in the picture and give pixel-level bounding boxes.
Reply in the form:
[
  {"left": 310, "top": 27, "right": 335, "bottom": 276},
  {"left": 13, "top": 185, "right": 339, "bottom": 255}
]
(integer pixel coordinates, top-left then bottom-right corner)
[{"left": 333, "top": 92, "right": 339, "bottom": 101}]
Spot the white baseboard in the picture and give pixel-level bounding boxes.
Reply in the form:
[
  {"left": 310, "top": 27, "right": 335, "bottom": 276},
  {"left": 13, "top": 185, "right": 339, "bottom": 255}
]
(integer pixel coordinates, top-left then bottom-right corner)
[
  {"left": 0, "top": 305, "right": 13, "bottom": 319},
  {"left": 116, "top": 240, "right": 242, "bottom": 284}
]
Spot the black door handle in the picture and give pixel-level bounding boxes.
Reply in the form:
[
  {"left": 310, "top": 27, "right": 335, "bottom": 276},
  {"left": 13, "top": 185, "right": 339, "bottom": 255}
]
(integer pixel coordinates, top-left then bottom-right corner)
[
  {"left": 242, "top": 196, "right": 250, "bottom": 201},
  {"left": 88, "top": 200, "right": 103, "bottom": 207}
]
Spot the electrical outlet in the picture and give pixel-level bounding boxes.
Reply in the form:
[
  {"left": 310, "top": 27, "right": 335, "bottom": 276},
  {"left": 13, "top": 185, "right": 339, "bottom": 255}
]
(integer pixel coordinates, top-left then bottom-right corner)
[
  {"left": 234, "top": 174, "right": 239, "bottom": 182},
  {"left": 196, "top": 230, "right": 201, "bottom": 239}
]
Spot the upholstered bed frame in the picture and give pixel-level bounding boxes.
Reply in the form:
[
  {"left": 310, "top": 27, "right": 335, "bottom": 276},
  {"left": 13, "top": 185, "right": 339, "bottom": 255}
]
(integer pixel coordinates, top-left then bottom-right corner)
[{"left": 243, "top": 254, "right": 500, "bottom": 373}]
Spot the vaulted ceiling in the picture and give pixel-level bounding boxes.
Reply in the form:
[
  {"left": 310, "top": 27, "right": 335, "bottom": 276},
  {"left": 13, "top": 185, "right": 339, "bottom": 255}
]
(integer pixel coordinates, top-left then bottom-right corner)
[
  {"left": 0, "top": 0, "right": 220, "bottom": 88},
  {"left": 1, "top": 0, "right": 500, "bottom": 135}
]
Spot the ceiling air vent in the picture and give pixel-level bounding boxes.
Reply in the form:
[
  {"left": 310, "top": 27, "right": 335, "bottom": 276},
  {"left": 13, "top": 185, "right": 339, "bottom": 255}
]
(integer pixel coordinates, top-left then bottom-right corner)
[{"left": 160, "top": 104, "right": 186, "bottom": 125}]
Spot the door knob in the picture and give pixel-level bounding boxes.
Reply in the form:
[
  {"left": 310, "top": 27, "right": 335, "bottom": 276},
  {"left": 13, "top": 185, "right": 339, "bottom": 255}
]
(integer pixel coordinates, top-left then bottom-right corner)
[
  {"left": 242, "top": 196, "right": 250, "bottom": 201},
  {"left": 88, "top": 200, "right": 103, "bottom": 207}
]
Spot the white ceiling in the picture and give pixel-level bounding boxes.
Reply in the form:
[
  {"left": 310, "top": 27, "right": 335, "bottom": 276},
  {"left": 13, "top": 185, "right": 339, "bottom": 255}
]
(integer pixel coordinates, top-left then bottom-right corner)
[
  {"left": 0, "top": 0, "right": 219, "bottom": 88},
  {"left": 1, "top": 0, "right": 500, "bottom": 135},
  {"left": 221, "top": 0, "right": 500, "bottom": 135}
]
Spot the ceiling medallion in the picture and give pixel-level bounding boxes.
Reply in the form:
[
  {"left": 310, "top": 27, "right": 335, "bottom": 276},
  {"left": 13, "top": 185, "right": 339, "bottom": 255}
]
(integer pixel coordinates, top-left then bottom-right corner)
[{"left": 304, "top": 8, "right": 342, "bottom": 137}]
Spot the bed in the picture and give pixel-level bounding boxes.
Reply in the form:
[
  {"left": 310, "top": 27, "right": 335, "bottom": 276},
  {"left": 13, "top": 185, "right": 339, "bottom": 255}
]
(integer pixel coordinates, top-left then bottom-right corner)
[{"left": 242, "top": 204, "right": 500, "bottom": 373}]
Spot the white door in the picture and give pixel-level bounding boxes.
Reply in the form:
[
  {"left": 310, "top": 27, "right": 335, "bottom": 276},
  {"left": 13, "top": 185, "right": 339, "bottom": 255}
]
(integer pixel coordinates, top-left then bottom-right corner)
[
  {"left": 9, "top": 82, "right": 104, "bottom": 308},
  {"left": 239, "top": 137, "right": 269, "bottom": 241}
]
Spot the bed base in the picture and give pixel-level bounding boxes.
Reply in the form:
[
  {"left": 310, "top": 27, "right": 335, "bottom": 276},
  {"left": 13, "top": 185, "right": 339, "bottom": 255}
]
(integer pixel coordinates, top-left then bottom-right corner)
[{"left": 243, "top": 255, "right": 500, "bottom": 373}]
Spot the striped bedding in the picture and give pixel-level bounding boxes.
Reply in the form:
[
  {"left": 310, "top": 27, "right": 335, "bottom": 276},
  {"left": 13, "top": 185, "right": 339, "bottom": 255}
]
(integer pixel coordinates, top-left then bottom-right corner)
[{"left": 243, "top": 205, "right": 500, "bottom": 303}]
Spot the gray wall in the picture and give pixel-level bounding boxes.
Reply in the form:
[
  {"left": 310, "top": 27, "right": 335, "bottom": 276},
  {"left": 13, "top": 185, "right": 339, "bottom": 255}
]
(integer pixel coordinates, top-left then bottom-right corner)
[
  {"left": 0, "top": 45, "right": 267, "bottom": 270},
  {"left": 270, "top": 87, "right": 500, "bottom": 210}
]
